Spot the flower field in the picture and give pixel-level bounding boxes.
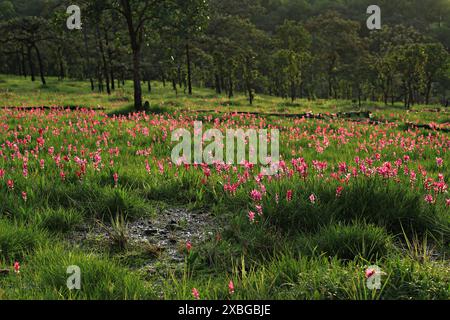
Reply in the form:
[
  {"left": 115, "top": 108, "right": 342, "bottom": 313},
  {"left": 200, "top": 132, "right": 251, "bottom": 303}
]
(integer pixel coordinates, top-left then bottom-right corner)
[{"left": 0, "top": 102, "right": 448, "bottom": 300}]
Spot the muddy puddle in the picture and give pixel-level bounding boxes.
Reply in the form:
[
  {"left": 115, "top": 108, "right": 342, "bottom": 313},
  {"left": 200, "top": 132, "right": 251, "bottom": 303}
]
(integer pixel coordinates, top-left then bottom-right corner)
[{"left": 69, "top": 207, "right": 216, "bottom": 269}]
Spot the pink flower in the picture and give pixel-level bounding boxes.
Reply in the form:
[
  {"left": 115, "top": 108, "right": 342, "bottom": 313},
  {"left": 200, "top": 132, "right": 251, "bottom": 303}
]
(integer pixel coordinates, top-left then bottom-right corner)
[
  {"left": 7, "top": 179, "right": 14, "bottom": 190},
  {"left": 228, "top": 280, "right": 235, "bottom": 295},
  {"left": 60, "top": 171, "right": 66, "bottom": 181},
  {"left": 250, "top": 189, "right": 262, "bottom": 202},
  {"left": 309, "top": 194, "right": 316, "bottom": 204},
  {"left": 113, "top": 173, "right": 119, "bottom": 186},
  {"left": 336, "top": 186, "right": 343, "bottom": 198},
  {"left": 248, "top": 211, "right": 255, "bottom": 223},
  {"left": 365, "top": 268, "right": 375, "bottom": 279},
  {"left": 14, "top": 261, "right": 20, "bottom": 274},
  {"left": 0, "top": 168, "right": 4, "bottom": 179},
  {"left": 286, "top": 190, "right": 293, "bottom": 202},
  {"left": 186, "top": 241, "right": 192, "bottom": 253},
  {"left": 21, "top": 191, "right": 27, "bottom": 202},
  {"left": 36, "top": 137, "right": 45, "bottom": 147},
  {"left": 424, "top": 194, "right": 434, "bottom": 204},
  {"left": 255, "top": 205, "right": 263, "bottom": 216},
  {"left": 158, "top": 161, "right": 164, "bottom": 174},
  {"left": 192, "top": 288, "right": 200, "bottom": 300},
  {"left": 436, "top": 158, "right": 443, "bottom": 167},
  {"left": 446, "top": 199, "right": 450, "bottom": 207}
]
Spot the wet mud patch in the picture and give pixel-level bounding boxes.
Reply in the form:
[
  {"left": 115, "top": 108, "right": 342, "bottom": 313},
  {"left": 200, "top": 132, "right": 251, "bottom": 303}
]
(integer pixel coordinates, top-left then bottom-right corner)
[{"left": 68, "top": 207, "right": 216, "bottom": 269}]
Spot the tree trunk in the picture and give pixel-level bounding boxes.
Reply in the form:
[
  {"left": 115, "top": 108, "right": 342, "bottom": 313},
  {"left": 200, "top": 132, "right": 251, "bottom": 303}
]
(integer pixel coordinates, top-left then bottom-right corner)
[
  {"left": 161, "top": 71, "right": 166, "bottom": 87},
  {"left": 97, "top": 64, "right": 104, "bottom": 92},
  {"left": 27, "top": 46, "right": 35, "bottom": 82},
  {"left": 290, "top": 81, "right": 296, "bottom": 102},
  {"left": 120, "top": 0, "right": 143, "bottom": 110},
  {"left": 96, "top": 25, "right": 110, "bottom": 95},
  {"left": 20, "top": 46, "right": 27, "bottom": 78},
  {"left": 186, "top": 43, "right": 192, "bottom": 95},
  {"left": 104, "top": 27, "right": 115, "bottom": 91},
  {"left": 425, "top": 80, "right": 432, "bottom": 105},
  {"left": 172, "top": 78, "right": 178, "bottom": 96},
  {"left": 83, "top": 27, "right": 94, "bottom": 91},
  {"left": 33, "top": 44, "right": 46, "bottom": 85},
  {"left": 146, "top": 73, "right": 151, "bottom": 93},
  {"left": 228, "top": 75, "right": 233, "bottom": 98},
  {"left": 58, "top": 48, "right": 65, "bottom": 80},
  {"left": 132, "top": 50, "right": 143, "bottom": 109},
  {"left": 215, "top": 73, "right": 221, "bottom": 94}
]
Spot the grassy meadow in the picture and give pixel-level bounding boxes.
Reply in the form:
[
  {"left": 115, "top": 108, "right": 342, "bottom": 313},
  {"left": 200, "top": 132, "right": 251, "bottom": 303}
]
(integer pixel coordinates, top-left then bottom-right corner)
[{"left": 0, "top": 75, "right": 449, "bottom": 300}]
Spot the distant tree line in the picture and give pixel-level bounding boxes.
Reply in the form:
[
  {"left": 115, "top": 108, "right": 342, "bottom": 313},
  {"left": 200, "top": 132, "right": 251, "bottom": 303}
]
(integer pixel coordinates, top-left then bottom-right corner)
[{"left": 0, "top": 0, "right": 449, "bottom": 110}]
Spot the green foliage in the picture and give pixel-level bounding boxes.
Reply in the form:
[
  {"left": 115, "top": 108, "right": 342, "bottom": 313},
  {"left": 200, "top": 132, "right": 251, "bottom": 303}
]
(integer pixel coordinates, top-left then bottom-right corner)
[
  {"left": 0, "top": 219, "right": 45, "bottom": 261},
  {"left": 310, "top": 222, "right": 392, "bottom": 261}
]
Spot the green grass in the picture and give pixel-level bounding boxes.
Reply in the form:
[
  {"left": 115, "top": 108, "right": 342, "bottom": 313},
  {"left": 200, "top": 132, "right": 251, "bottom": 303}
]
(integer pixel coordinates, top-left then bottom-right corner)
[
  {"left": 0, "top": 75, "right": 448, "bottom": 300},
  {"left": 1, "top": 74, "right": 448, "bottom": 125}
]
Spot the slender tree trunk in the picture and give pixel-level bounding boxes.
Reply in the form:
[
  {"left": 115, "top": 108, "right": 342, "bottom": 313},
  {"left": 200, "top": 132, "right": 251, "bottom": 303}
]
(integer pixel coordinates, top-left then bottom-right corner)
[
  {"left": 97, "top": 64, "right": 104, "bottom": 93},
  {"left": 83, "top": 27, "right": 94, "bottom": 91},
  {"left": 104, "top": 27, "right": 115, "bottom": 91},
  {"left": 161, "top": 71, "right": 166, "bottom": 87},
  {"left": 27, "top": 46, "right": 35, "bottom": 82},
  {"left": 132, "top": 50, "right": 143, "bottom": 109},
  {"left": 58, "top": 47, "right": 65, "bottom": 80},
  {"left": 425, "top": 80, "right": 432, "bottom": 105},
  {"left": 15, "top": 50, "right": 22, "bottom": 76},
  {"left": 290, "top": 81, "right": 296, "bottom": 102},
  {"left": 33, "top": 44, "right": 46, "bottom": 85},
  {"left": 358, "top": 87, "right": 362, "bottom": 108},
  {"left": 215, "top": 74, "right": 221, "bottom": 94},
  {"left": 20, "top": 47, "right": 27, "bottom": 78},
  {"left": 186, "top": 42, "right": 192, "bottom": 95},
  {"left": 96, "top": 25, "right": 110, "bottom": 95},
  {"left": 172, "top": 78, "right": 178, "bottom": 96},
  {"left": 121, "top": 0, "right": 143, "bottom": 110},
  {"left": 228, "top": 75, "right": 233, "bottom": 98},
  {"left": 146, "top": 73, "right": 151, "bottom": 93}
]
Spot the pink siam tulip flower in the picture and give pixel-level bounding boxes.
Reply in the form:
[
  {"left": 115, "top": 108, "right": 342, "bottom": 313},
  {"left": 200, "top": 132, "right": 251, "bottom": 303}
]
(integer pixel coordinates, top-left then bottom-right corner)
[
  {"left": 21, "top": 192, "right": 27, "bottom": 202},
  {"left": 7, "top": 179, "right": 14, "bottom": 190},
  {"left": 338, "top": 162, "right": 347, "bottom": 173},
  {"left": 424, "top": 194, "right": 434, "bottom": 204},
  {"left": 286, "top": 190, "right": 293, "bottom": 202},
  {"left": 365, "top": 268, "right": 375, "bottom": 279},
  {"left": 145, "top": 160, "right": 151, "bottom": 174},
  {"left": 14, "top": 261, "right": 20, "bottom": 274},
  {"left": 336, "top": 186, "right": 343, "bottom": 198},
  {"left": 186, "top": 241, "right": 192, "bottom": 253},
  {"left": 309, "top": 194, "right": 316, "bottom": 204},
  {"left": 192, "top": 288, "right": 200, "bottom": 300},
  {"left": 228, "top": 280, "right": 235, "bottom": 295},
  {"left": 250, "top": 189, "right": 262, "bottom": 202},
  {"left": 446, "top": 199, "right": 450, "bottom": 208},
  {"left": 113, "top": 173, "right": 119, "bottom": 187},
  {"left": 248, "top": 211, "right": 256, "bottom": 223},
  {"left": 436, "top": 158, "right": 443, "bottom": 167}
]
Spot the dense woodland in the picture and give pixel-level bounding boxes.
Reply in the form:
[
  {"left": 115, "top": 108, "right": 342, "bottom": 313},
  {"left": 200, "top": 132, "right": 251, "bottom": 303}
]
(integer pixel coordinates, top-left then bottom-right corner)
[{"left": 0, "top": 0, "right": 449, "bottom": 110}]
